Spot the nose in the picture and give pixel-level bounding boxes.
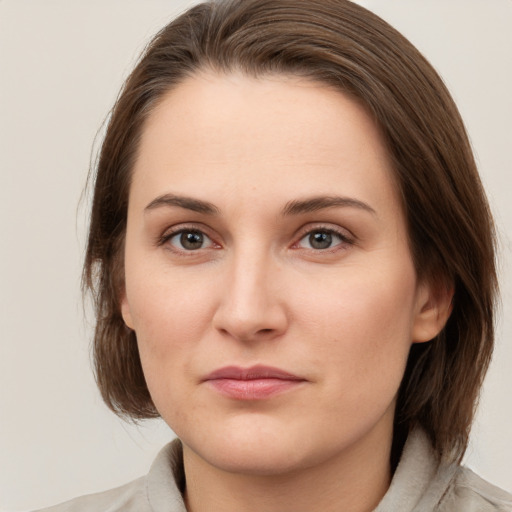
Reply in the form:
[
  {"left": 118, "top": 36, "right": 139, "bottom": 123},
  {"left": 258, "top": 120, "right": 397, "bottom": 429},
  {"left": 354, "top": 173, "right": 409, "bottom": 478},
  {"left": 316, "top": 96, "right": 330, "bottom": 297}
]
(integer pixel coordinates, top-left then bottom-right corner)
[{"left": 212, "top": 251, "right": 289, "bottom": 343}]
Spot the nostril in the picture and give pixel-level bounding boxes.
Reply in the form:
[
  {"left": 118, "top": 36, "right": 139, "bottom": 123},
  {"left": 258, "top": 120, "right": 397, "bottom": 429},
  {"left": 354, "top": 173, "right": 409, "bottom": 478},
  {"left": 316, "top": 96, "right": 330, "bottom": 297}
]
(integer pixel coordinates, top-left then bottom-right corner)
[{"left": 212, "top": 297, "right": 288, "bottom": 341}]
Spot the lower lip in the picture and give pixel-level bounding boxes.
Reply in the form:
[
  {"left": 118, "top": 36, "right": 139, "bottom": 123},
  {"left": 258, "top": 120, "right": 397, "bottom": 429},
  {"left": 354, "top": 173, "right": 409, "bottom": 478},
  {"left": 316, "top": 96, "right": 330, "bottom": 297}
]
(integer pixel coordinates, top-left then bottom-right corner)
[{"left": 206, "top": 378, "right": 304, "bottom": 400}]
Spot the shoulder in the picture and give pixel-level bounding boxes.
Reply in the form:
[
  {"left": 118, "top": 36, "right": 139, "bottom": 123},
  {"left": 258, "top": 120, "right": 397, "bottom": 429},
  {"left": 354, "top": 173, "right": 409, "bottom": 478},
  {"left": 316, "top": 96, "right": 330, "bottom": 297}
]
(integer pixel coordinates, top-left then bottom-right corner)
[
  {"left": 33, "top": 476, "right": 149, "bottom": 512},
  {"left": 437, "top": 465, "right": 512, "bottom": 511},
  {"left": 376, "top": 429, "right": 512, "bottom": 512},
  {"left": 33, "top": 438, "right": 186, "bottom": 512}
]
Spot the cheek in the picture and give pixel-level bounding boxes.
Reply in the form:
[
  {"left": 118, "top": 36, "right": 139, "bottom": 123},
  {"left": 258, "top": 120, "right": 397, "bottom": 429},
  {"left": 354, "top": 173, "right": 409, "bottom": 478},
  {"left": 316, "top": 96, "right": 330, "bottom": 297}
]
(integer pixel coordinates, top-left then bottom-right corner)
[
  {"left": 298, "top": 262, "right": 418, "bottom": 389},
  {"left": 128, "top": 282, "right": 209, "bottom": 422},
  {"left": 126, "top": 258, "right": 215, "bottom": 340},
  {"left": 123, "top": 261, "right": 219, "bottom": 395}
]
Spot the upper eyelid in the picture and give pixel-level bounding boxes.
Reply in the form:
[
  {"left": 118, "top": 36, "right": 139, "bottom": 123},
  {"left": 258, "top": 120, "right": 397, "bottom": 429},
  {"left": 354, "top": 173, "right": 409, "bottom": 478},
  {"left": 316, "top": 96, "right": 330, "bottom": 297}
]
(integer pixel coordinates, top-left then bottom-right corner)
[
  {"left": 161, "top": 222, "right": 216, "bottom": 238},
  {"left": 293, "top": 223, "right": 355, "bottom": 242}
]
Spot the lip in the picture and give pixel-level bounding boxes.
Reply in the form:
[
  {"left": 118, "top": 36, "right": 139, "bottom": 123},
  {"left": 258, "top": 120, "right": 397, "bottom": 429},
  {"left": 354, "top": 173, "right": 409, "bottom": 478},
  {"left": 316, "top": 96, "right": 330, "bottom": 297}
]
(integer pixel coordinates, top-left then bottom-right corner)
[{"left": 203, "top": 365, "right": 307, "bottom": 400}]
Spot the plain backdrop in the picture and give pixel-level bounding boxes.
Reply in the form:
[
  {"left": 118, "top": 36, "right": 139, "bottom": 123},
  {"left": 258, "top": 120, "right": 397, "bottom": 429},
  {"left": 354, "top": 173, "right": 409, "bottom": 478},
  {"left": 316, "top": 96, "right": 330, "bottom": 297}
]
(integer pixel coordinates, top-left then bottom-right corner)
[{"left": 1, "top": 1, "right": 511, "bottom": 510}]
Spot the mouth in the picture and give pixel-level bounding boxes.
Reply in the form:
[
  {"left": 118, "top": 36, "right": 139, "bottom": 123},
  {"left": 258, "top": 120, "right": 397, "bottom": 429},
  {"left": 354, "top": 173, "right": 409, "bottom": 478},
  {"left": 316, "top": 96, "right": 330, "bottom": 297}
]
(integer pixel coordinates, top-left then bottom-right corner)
[{"left": 203, "top": 365, "right": 307, "bottom": 400}]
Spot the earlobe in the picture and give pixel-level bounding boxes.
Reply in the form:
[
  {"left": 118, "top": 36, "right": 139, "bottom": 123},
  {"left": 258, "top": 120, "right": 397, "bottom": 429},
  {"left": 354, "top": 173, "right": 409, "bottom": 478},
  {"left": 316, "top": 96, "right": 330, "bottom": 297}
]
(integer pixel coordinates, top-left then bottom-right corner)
[
  {"left": 120, "top": 294, "right": 135, "bottom": 330},
  {"left": 412, "top": 282, "right": 453, "bottom": 343}
]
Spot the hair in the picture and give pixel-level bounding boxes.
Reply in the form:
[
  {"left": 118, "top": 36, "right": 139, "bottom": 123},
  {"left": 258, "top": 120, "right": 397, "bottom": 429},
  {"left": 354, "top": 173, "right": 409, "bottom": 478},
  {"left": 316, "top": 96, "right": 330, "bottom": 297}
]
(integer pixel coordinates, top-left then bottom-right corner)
[{"left": 83, "top": 0, "right": 497, "bottom": 462}]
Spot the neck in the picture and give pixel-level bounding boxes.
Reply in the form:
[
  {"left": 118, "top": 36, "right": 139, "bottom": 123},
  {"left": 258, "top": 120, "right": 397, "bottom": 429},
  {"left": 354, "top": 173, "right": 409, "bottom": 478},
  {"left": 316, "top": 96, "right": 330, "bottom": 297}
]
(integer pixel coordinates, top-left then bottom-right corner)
[{"left": 182, "top": 419, "right": 393, "bottom": 512}]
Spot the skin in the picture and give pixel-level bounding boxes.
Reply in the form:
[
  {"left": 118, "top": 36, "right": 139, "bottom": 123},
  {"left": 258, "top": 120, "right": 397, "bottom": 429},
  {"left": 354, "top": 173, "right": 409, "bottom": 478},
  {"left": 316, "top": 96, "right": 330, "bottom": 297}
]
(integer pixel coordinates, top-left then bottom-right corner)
[{"left": 121, "top": 72, "right": 451, "bottom": 512}]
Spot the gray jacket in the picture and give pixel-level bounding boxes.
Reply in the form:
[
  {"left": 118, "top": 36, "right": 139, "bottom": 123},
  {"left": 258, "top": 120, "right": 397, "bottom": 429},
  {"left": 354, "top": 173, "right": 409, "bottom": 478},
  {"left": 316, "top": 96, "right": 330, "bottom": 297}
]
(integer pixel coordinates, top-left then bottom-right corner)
[{"left": 36, "top": 430, "right": 512, "bottom": 511}]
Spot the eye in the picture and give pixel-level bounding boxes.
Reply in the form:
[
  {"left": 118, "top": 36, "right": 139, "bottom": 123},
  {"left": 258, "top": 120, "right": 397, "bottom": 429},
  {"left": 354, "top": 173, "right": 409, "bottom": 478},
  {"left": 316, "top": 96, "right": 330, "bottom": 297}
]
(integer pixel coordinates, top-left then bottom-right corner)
[
  {"left": 296, "top": 228, "right": 350, "bottom": 250},
  {"left": 167, "top": 229, "right": 215, "bottom": 251}
]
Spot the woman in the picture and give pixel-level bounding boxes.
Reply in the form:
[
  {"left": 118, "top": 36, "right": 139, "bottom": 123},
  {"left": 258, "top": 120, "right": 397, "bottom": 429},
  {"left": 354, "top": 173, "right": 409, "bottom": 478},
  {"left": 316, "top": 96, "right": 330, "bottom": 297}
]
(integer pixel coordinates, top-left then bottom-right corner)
[{"left": 37, "top": 0, "right": 511, "bottom": 510}]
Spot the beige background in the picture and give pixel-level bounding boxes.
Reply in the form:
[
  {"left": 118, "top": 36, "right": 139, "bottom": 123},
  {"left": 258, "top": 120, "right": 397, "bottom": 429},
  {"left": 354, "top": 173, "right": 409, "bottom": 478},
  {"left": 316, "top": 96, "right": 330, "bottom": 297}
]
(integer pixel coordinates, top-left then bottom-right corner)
[{"left": 1, "top": 1, "right": 511, "bottom": 510}]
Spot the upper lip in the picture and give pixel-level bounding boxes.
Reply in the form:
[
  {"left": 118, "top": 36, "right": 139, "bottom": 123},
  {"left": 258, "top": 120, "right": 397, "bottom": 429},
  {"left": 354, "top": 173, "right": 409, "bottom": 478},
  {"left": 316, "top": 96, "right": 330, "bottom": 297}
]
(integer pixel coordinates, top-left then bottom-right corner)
[{"left": 203, "top": 365, "right": 305, "bottom": 381}]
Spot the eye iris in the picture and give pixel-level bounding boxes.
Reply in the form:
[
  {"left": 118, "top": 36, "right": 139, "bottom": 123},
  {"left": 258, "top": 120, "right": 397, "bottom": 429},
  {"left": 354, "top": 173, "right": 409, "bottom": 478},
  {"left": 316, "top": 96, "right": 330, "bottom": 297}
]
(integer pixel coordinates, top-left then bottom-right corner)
[
  {"left": 180, "top": 231, "right": 204, "bottom": 250},
  {"left": 309, "top": 231, "right": 332, "bottom": 249}
]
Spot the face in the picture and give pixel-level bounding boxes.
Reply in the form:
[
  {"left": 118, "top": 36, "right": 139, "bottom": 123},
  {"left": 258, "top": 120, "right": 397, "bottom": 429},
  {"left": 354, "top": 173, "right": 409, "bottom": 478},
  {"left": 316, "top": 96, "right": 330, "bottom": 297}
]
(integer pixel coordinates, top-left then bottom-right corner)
[{"left": 121, "top": 72, "right": 444, "bottom": 477}]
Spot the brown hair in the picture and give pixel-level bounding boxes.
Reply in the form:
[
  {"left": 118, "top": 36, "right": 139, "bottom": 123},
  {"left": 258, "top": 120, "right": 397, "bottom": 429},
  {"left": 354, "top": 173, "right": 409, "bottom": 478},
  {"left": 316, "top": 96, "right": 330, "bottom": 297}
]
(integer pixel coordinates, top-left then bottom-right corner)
[{"left": 84, "top": 0, "right": 497, "bottom": 461}]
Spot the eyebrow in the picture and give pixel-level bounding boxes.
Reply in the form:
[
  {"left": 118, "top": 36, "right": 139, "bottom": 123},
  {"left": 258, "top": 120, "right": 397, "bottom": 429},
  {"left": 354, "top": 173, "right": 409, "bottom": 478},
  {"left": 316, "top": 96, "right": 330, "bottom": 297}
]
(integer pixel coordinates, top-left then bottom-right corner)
[
  {"left": 145, "top": 193, "right": 220, "bottom": 215},
  {"left": 144, "top": 193, "right": 375, "bottom": 217},
  {"left": 282, "top": 196, "right": 376, "bottom": 216}
]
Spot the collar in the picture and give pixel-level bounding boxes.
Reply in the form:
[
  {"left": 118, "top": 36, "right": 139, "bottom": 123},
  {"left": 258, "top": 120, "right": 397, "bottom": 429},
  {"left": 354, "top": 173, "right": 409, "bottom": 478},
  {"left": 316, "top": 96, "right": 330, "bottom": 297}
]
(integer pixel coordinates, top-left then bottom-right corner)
[{"left": 145, "top": 429, "right": 456, "bottom": 512}]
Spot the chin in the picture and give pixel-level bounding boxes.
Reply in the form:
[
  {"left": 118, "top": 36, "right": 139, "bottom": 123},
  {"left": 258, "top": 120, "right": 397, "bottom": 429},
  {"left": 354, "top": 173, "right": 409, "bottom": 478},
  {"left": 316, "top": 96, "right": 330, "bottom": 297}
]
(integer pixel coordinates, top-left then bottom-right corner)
[
  {"left": 180, "top": 417, "right": 343, "bottom": 477},
  {"left": 176, "top": 417, "right": 295, "bottom": 474},
  {"left": 198, "top": 439, "right": 313, "bottom": 476}
]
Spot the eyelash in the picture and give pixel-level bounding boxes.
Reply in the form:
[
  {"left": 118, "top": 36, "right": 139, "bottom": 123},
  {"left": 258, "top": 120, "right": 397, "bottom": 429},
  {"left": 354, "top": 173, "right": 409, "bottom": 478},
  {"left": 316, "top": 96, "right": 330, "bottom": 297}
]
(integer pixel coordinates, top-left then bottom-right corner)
[
  {"left": 157, "top": 225, "right": 218, "bottom": 253},
  {"left": 157, "top": 224, "right": 355, "bottom": 255},
  {"left": 293, "top": 225, "right": 354, "bottom": 252}
]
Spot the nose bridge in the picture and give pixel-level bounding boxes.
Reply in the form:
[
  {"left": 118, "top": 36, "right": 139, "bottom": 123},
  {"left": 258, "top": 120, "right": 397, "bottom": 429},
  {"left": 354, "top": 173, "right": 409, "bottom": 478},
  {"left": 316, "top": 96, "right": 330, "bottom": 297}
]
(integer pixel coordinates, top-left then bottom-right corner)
[
  {"left": 213, "top": 242, "right": 287, "bottom": 341},
  {"left": 232, "top": 247, "right": 271, "bottom": 311}
]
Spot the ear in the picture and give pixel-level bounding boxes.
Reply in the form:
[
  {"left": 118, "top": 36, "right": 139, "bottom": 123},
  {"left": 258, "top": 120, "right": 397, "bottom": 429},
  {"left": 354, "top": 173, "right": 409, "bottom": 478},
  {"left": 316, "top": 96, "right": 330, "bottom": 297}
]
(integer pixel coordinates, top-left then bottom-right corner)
[
  {"left": 120, "top": 292, "right": 135, "bottom": 330},
  {"left": 412, "top": 280, "right": 453, "bottom": 343}
]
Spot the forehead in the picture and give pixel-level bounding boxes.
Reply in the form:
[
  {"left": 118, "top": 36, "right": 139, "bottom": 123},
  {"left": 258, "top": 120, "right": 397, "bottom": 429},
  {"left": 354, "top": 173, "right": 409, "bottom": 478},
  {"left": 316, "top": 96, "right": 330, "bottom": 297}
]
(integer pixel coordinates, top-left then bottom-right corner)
[
  {"left": 139, "top": 71, "right": 386, "bottom": 162},
  {"left": 131, "top": 71, "right": 401, "bottom": 218}
]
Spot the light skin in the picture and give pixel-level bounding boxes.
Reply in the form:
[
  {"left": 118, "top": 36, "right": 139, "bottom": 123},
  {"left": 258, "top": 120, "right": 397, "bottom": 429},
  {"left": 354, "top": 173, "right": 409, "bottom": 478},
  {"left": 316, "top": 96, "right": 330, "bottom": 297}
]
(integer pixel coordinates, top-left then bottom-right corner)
[{"left": 121, "top": 72, "right": 452, "bottom": 512}]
